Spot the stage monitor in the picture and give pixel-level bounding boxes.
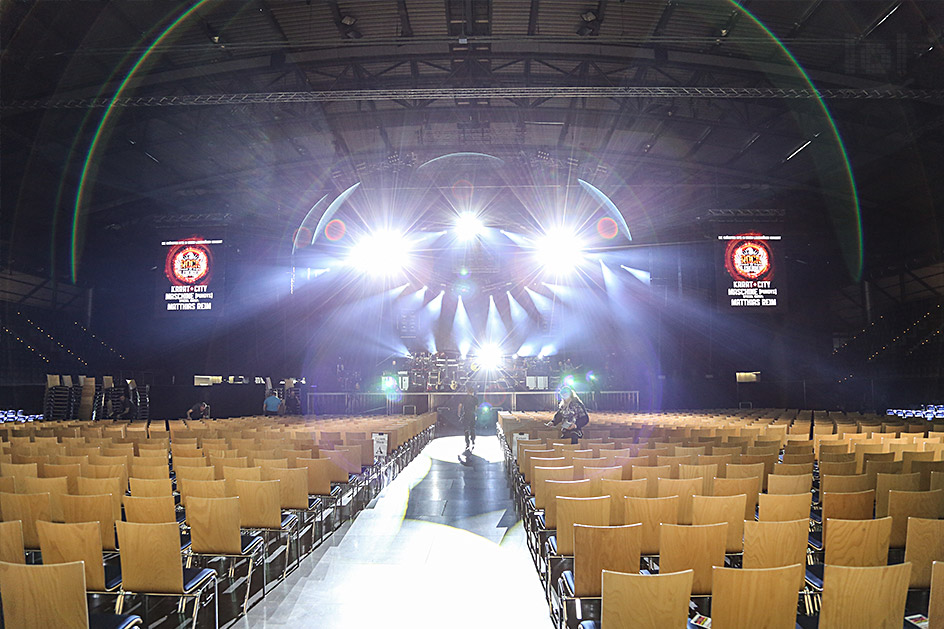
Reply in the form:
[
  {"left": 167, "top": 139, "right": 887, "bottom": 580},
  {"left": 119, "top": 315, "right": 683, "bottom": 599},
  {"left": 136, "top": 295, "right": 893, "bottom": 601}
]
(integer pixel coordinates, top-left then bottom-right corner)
[
  {"left": 718, "top": 232, "right": 783, "bottom": 310},
  {"left": 158, "top": 236, "right": 224, "bottom": 315}
]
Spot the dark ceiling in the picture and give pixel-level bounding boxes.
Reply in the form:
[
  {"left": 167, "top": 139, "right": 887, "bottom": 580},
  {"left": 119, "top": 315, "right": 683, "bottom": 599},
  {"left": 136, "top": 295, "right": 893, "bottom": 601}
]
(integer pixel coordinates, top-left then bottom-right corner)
[{"left": 2, "top": 0, "right": 943, "bottom": 285}]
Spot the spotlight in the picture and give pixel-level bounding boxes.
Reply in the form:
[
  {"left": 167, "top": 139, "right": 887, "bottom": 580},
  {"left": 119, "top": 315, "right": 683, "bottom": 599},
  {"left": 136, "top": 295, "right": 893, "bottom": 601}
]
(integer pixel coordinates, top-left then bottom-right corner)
[
  {"left": 455, "top": 213, "right": 485, "bottom": 241},
  {"left": 534, "top": 227, "right": 585, "bottom": 276},
  {"left": 476, "top": 344, "right": 503, "bottom": 371},
  {"left": 563, "top": 375, "right": 575, "bottom": 387},
  {"left": 382, "top": 376, "right": 397, "bottom": 392},
  {"left": 348, "top": 230, "right": 411, "bottom": 276}
]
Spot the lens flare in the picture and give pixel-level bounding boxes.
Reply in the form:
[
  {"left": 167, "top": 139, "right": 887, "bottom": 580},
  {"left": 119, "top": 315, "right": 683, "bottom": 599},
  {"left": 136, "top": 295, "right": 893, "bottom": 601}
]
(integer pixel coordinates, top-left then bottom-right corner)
[{"left": 325, "top": 219, "right": 346, "bottom": 241}]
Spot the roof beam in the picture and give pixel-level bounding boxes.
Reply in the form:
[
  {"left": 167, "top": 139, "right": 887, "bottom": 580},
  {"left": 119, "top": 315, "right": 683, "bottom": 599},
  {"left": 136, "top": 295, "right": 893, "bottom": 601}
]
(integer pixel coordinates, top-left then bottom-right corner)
[
  {"left": 786, "top": 0, "right": 824, "bottom": 38},
  {"left": 396, "top": 0, "right": 414, "bottom": 37}
]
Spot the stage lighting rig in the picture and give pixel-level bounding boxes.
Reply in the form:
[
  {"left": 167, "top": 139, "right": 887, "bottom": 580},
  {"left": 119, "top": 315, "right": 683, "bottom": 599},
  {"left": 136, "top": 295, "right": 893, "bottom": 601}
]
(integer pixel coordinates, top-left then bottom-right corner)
[
  {"left": 534, "top": 227, "right": 585, "bottom": 276},
  {"left": 455, "top": 213, "right": 485, "bottom": 242},
  {"left": 347, "top": 230, "right": 411, "bottom": 277},
  {"left": 475, "top": 344, "right": 503, "bottom": 371}
]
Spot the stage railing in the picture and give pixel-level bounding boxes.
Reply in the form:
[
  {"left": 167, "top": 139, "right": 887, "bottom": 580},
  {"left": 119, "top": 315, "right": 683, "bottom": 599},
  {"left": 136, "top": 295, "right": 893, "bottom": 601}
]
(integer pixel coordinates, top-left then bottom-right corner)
[{"left": 306, "top": 390, "right": 639, "bottom": 415}]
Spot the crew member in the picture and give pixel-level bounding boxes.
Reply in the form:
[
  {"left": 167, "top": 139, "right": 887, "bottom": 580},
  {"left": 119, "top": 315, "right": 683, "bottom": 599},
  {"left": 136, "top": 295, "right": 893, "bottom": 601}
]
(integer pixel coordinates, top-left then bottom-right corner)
[
  {"left": 186, "top": 401, "right": 210, "bottom": 421},
  {"left": 548, "top": 386, "right": 590, "bottom": 444},
  {"left": 263, "top": 391, "right": 283, "bottom": 416},
  {"left": 458, "top": 385, "right": 479, "bottom": 451}
]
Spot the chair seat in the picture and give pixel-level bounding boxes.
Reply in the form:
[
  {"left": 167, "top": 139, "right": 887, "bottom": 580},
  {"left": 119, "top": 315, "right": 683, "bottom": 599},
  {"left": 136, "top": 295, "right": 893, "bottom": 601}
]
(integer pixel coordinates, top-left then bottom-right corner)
[
  {"left": 560, "top": 569, "right": 575, "bottom": 598},
  {"left": 180, "top": 532, "right": 192, "bottom": 551},
  {"left": 176, "top": 508, "right": 186, "bottom": 524},
  {"left": 527, "top": 497, "right": 536, "bottom": 510},
  {"left": 182, "top": 567, "right": 216, "bottom": 593},
  {"left": 331, "top": 485, "right": 342, "bottom": 497},
  {"left": 805, "top": 563, "right": 824, "bottom": 590},
  {"left": 281, "top": 513, "right": 298, "bottom": 528},
  {"left": 241, "top": 534, "right": 264, "bottom": 554},
  {"left": 809, "top": 509, "right": 822, "bottom": 524},
  {"left": 88, "top": 613, "right": 142, "bottom": 629},
  {"left": 104, "top": 564, "right": 122, "bottom": 591},
  {"left": 546, "top": 535, "right": 558, "bottom": 556},
  {"left": 536, "top": 512, "right": 546, "bottom": 529}
]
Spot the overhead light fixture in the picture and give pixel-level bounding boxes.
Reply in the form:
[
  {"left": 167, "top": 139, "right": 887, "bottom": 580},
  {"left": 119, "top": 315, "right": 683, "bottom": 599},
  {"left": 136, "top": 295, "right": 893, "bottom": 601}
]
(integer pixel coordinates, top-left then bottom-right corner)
[
  {"left": 344, "top": 28, "right": 363, "bottom": 39},
  {"left": 581, "top": 11, "right": 597, "bottom": 22},
  {"left": 340, "top": 15, "right": 357, "bottom": 26}
]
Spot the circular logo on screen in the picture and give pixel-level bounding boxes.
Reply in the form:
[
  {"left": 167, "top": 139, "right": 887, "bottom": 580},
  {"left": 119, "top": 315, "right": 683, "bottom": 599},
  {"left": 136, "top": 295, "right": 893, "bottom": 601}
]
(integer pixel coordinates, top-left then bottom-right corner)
[
  {"left": 165, "top": 240, "right": 213, "bottom": 286},
  {"left": 724, "top": 234, "right": 773, "bottom": 281}
]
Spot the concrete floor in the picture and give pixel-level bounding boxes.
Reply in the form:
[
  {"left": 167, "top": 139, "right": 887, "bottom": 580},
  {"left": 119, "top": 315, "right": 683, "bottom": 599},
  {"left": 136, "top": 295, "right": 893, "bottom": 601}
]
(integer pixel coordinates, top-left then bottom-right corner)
[{"left": 235, "top": 435, "right": 551, "bottom": 628}]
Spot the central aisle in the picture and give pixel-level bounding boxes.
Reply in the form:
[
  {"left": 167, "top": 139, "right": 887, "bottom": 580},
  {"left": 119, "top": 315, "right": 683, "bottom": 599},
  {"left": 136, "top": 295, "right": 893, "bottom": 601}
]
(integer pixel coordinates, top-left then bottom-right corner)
[{"left": 239, "top": 435, "right": 551, "bottom": 628}]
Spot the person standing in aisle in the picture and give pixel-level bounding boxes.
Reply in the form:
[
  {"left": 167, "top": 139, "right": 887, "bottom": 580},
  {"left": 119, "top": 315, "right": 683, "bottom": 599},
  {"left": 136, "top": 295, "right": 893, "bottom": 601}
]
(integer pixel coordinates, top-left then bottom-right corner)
[{"left": 458, "top": 385, "right": 479, "bottom": 452}]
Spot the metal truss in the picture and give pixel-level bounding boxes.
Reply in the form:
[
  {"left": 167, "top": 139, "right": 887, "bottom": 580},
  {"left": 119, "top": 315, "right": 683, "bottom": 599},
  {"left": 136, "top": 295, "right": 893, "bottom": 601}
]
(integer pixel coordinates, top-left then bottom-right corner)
[{"left": 5, "top": 86, "right": 943, "bottom": 111}]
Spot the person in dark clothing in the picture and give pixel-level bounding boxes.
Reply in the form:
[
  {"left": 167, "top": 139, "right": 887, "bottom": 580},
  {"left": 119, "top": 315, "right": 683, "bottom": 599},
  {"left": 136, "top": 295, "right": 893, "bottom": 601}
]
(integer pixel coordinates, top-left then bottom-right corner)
[
  {"left": 116, "top": 393, "right": 137, "bottom": 420},
  {"left": 458, "top": 385, "right": 479, "bottom": 451},
  {"left": 285, "top": 390, "right": 301, "bottom": 415},
  {"left": 186, "top": 401, "right": 210, "bottom": 421},
  {"left": 548, "top": 386, "right": 590, "bottom": 444}
]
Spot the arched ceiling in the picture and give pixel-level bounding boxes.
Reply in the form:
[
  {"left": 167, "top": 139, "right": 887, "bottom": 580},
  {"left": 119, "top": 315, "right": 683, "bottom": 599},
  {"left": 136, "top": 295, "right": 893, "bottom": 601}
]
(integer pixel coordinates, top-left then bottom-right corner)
[{"left": 2, "top": 0, "right": 943, "bottom": 282}]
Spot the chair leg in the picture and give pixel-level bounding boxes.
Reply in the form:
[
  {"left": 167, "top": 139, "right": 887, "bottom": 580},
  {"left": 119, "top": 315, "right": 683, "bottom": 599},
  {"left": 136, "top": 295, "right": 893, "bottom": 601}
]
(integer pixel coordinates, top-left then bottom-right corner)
[
  {"left": 214, "top": 577, "right": 219, "bottom": 629},
  {"left": 190, "top": 591, "right": 201, "bottom": 629},
  {"left": 242, "top": 556, "right": 255, "bottom": 616},
  {"left": 114, "top": 591, "right": 124, "bottom": 614}
]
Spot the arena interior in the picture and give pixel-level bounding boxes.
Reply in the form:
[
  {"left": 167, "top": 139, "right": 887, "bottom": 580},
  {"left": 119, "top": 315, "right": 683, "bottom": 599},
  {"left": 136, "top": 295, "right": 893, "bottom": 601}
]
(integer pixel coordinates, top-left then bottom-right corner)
[{"left": 2, "top": 1, "right": 944, "bottom": 627}]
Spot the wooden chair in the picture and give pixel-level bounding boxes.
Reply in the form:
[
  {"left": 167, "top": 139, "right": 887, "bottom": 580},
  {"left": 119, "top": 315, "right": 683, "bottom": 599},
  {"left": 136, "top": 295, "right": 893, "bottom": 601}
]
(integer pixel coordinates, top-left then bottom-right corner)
[
  {"left": 758, "top": 492, "right": 811, "bottom": 522},
  {"left": 599, "top": 478, "right": 647, "bottom": 524},
  {"left": 223, "top": 466, "right": 262, "bottom": 497},
  {"left": 711, "top": 565, "right": 802, "bottom": 629},
  {"left": 767, "top": 473, "right": 813, "bottom": 495},
  {"left": 550, "top": 496, "right": 610, "bottom": 557},
  {"left": 820, "top": 474, "right": 871, "bottom": 494},
  {"left": 818, "top": 461, "right": 857, "bottom": 477},
  {"left": 692, "top": 493, "right": 746, "bottom": 554},
  {"left": 659, "top": 522, "right": 728, "bottom": 595},
  {"left": 129, "top": 476, "right": 173, "bottom": 497},
  {"left": 178, "top": 479, "right": 227, "bottom": 509},
  {"left": 294, "top": 457, "right": 342, "bottom": 542},
  {"left": 558, "top": 523, "right": 642, "bottom": 629},
  {"left": 22, "top": 476, "right": 68, "bottom": 522},
  {"left": 75, "top": 476, "right": 123, "bottom": 519},
  {"left": 819, "top": 489, "right": 875, "bottom": 542},
  {"left": 0, "top": 491, "right": 50, "bottom": 551},
  {"left": 817, "top": 563, "right": 911, "bottom": 628},
  {"left": 678, "top": 463, "right": 717, "bottom": 495},
  {"left": 743, "top": 519, "right": 808, "bottom": 590},
  {"left": 912, "top": 460, "right": 944, "bottom": 490},
  {"left": 175, "top": 466, "right": 216, "bottom": 483},
  {"left": 542, "top": 479, "right": 593, "bottom": 531},
  {"left": 930, "top": 562, "right": 944, "bottom": 627},
  {"left": 656, "top": 476, "right": 702, "bottom": 525},
  {"left": 904, "top": 517, "right": 944, "bottom": 590},
  {"left": 631, "top": 465, "right": 671, "bottom": 498},
  {"left": 235, "top": 479, "right": 299, "bottom": 582},
  {"left": 874, "top": 472, "right": 921, "bottom": 517},
  {"left": 61, "top": 493, "right": 118, "bottom": 551},
  {"left": 806, "top": 517, "right": 893, "bottom": 599},
  {"left": 532, "top": 466, "right": 576, "bottom": 511},
  {"left": 36, "top": 520, "right": 121, "bottom": 595},
  {"left": 0, "top": 559, "right": 142, "bottom": 629},
  {"left": 712, "top": 475, "right": 760, "bottom": 519},
  {"left": 123, "top": 495, "right": 179, "bottom": 524},
  {"left": 1, "top": 462, "right": 38, "bottom": 492},
  {"left": 582, "top": 466, "right": 622, "bottom": 495},
  {"left": 623, "top": 495, "right": 678, "bottom": 557},
  {"left": 589, "top": 569, "right": 693, "bottom": 629},
  {"left": 888, "top": 489, "right": 944, "bottom": 548},
  {"left": 186, "top": 496, "right": 265, "bottom": 616},
  {"left": 115, "top": 521, "right": 217, "bottom": 629},
  {"left": 0, "top": 519, "right": 25, "bottom": 563},
  {"left": 42, "top": 462, "right": 82, "bottom": 494}
]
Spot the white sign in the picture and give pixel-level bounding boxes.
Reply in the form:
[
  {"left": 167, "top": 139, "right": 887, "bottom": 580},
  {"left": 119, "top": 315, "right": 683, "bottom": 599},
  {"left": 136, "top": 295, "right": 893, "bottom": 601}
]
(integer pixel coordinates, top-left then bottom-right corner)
[
  {"left": 512, "top": 432, "right": 530, "bottom": 461},
  {"left": 372, "top": 432, "right": 389, "bottom": 461}
]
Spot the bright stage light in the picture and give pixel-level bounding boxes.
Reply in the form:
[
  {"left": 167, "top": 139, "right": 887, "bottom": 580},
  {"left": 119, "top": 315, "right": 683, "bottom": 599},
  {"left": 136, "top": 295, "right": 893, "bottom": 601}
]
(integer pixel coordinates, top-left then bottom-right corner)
[
  {"left": 455, "top": 213, "right": 485, "bottom": 241},
  {"left": 347, "top": 230, "right": 411, "bottom": 276},
  {"left": 534, "top": 227, "right": 584, "bottom": 275},
  {"left": 382, "top": 376, "right": 398, "bottom": 391},
  {"left": 475, "top": 344, "right": 503, "bottom": 371}
]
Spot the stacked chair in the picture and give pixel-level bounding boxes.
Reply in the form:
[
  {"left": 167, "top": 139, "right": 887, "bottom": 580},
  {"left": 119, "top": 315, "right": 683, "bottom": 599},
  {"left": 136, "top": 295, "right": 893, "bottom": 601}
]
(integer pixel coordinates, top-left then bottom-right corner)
[
  {"left": 0, "top": 411, "right": 436, "bottom": 627},
  {"left": 499, "top": 408, "right": 944, "bottom": 628}
]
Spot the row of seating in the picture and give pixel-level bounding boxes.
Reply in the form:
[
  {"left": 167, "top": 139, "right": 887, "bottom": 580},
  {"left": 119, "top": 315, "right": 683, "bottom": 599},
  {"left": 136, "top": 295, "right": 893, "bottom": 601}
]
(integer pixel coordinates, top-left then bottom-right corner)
[
  {"left": 497, "top": 410, "right": 944, "bottom": 628},
  {"left": 0, "top": 412, "right": 436, "bottom": 627}
]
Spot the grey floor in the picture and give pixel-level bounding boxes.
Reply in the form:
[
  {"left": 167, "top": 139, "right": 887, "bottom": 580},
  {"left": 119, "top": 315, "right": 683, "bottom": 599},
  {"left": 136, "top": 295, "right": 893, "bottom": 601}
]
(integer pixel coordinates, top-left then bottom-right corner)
[{"left": 235, "top": 435, "right": 551, "bottom": 628}]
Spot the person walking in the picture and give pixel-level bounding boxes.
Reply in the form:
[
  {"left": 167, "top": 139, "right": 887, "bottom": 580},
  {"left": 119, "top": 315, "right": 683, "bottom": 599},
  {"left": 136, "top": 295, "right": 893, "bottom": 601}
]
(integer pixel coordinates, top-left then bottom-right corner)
[
  {"left": 548, "top": 386, "right": 590, "bottom": 444},
  {"left": 458, "top": 385, "right": 479, "bottom": 451}
]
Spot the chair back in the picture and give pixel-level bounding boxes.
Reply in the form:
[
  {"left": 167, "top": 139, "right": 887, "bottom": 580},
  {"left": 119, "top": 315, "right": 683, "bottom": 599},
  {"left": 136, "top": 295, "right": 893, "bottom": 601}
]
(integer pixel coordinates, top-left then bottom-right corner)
[
  {"left": 904, "top": 518, "right": 944, "bottom": 589},
  {"left": 821, "top": 489, "right": 875, "bottom": 539},
  {"left": 767, "top": 473, "right": 812, "bottom": 495},
  {"left": 22, "top": 476, "right": 68, "bottom": 522},
  {"left": 825, "top": 516, "right": 891, "bottom": 567},
  {"left": 659, "top": 522, "right": 728, "bottom": 595},
  {"left": 262, "top": 467, "right": 309, "bottom": 510},
  {"left": 875, "top": 472, "right": 921, "bottom": 517},
  {"left": 129, "top": 476, "right": 173, "bottom": 497},
  {"left": 0, "top": 491, "right": 50, "bottom": 549},
  {"left": 188, "top": 496, "right": 243, "bottom": 555},
  {"left": 0, "top": 560, "right": 89, "bottom": 629},
  {"left": 555, "top": 496, "right": 610, "bottom": 556},
  {"left": 711, "top": 564, "right": 803, "bottom": 629},
  {"left": 712, "top": 476, "right": 760, "bottom": 519},
  {"left": 223, "top": 466, "right": 263, "bottom": 497},
  {"left": 888, "top": 489, "right": 944, "bottom": 548},
  {"left": 61, "top": 493, "right": 117, "bottom": 550},
  {"left": 37, "top": 520, "right": 107, "bottom": 591},
  {"left": 295, "top": 457, "right": 333, "bottom": 496},
  {"left": 601, "top": 569, "right": 693, "bottom": 629},
  {"left": 692, "top": 493, "right": 746, "bottom": 553},
  {"left": 758, "top": 492, "right": 810, "bottom": 522},
  {"left": 235, "top": 479, "right": 283, "bottom": 528},
  {"left": 124, "top": 495, "right": 177, "bottom": 523},
  {"left": 573, "top": 524, "right": 641, "bottom": 597},
  {"left": 743, "top": 519, "right": 808, "bottom": 589},
  {"left": 116, "top": 520, "right": 185, "bottom": 594},
  {"left": 0, "top": 520, "right": 25, "bottom": 564},
  {"left": 599, "top": 478, "right": 647, "bottom": 524},
  {"left": 543, "top": 479, "right": 592, "bottom": 529},
  {"left": 623, "top": 495, "right": 678, "bottom": 555},
  {"left": 818, "top": 563, "right": 911, "bottom": 628}
]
